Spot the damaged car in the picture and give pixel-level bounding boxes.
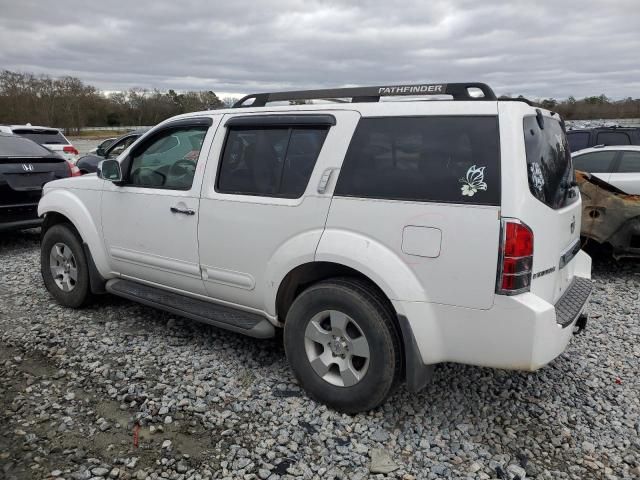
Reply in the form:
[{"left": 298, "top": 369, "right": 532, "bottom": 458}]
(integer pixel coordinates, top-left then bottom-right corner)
[{"left": 576, "top": 170, "right": 640, "bottom": 259}]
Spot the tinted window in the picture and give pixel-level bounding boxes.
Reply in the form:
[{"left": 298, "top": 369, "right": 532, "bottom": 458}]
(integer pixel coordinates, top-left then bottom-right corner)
[
  {"left": 335, "top": 116, "right": 500, "bottom": 205},
  {"left": 217, "top": 127, "right": 328, "bottom": 198},
  {"left": 572, "top": 151, "right": 616, "bottom": 173},
  {"left": 567, "top": 132, "right": 590, "bottom": 152},
  {"left": 617, "top": 151, "right": 640, "bottom": 173},
  {"left": 0, "top": 135, "right": 55, "bottom": 158},
  {"left": 12, "top": 129, "right": 68, "bottom": 145},
  {"left": 107, "top": 135, "right": 138, "bottom": 159},
  {"left": 597, "top": 131, "right": 631, "bottom": 146},
  {"left": 523, "top": 116, "right": 577, "bottom": 209},
  {"left": 128, "top": 127, "right": 207, "bottom": 189}
]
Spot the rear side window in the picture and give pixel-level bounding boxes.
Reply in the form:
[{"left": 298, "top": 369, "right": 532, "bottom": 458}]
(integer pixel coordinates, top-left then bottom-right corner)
[
  {"left": 617, "top": 151, "right": 640, "bottom": 173},
  {"left": 217, "top": 127, "right": 328, "bottom": 198},
  {"left": 335, "top": 116, "right": 500, "bottom": 205},
  {"left": 12, "top": 129, "right": 68, "bottom": 145},
  {"left": 597, "top": 131, "right": 631, "bottom": 146},
  {"left": 567, "top": 132, "right": 590, "bottom": 152},
  {"left": 523, "top": 116, "right": 577, "bottom": 209},
  {"left": 572, "top": 151, "right": 616, "bottom": 173}
]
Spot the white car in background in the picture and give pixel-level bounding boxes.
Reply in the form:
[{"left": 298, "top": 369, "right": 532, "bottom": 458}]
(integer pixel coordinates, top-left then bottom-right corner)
[
  {"left": 0, "top": 124, "right": 80, "bottom": 163},
  {"left": 572, "top": 145, "right": 640, "bottom": 195}
]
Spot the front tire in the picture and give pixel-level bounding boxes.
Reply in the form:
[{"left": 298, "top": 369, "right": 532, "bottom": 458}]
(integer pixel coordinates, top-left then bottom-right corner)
[
  {"left": 41, "top": 224, "right": 91, "bottom": 308},
  {"left": 284, "top": 278, "right": 401, "bottom": 413}
]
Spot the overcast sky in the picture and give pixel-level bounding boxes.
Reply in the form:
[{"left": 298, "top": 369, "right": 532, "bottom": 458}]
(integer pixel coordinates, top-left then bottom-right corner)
[{"left": 0, "top": 0, "right": 638, "bottom": 100}]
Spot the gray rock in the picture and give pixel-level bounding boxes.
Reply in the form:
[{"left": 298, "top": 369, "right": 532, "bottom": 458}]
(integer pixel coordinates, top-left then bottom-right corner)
[{"left": 369, "top": 448, "right": 399, "bottom": 474}]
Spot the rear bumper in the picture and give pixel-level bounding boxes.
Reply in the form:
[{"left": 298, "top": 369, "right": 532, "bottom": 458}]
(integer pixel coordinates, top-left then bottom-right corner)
[
  {"left": 0, "top": 203, "right": 41, "bottom": 232},
  {"left": 394, "top": 250, "right": 593, "bottom": 372}
]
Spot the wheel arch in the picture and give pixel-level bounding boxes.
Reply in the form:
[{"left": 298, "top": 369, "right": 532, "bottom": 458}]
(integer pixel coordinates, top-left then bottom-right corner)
[{"left": 38, "top": 189, "right": 111, "bottom": 280}]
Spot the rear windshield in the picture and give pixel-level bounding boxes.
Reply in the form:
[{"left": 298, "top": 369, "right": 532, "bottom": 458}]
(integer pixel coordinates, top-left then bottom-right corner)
[
  {"left": 335, "top": 116, "right": 501, "bottom": 205},
  {"left": 12, "top": 129, "right": 68, "bottom": 145},
  {"left": 523, "top": 115, "right": 577, "bottom": 209},
  {"left": 0, "top": 135, "right": 55, "bottom": 158}
]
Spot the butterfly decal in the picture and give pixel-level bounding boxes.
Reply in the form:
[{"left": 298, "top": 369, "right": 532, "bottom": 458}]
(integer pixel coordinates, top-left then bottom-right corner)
[{"left": 460, "top": 165, "right": 488, "bottom": 197}]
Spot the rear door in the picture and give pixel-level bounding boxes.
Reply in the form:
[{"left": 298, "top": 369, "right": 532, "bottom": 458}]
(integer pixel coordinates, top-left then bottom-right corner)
[
  {"left": 608, "top": 149, "right": 640, "bottom": 194},
  {"left": 198, "top": 111, "right": 360, "bottom": 312},
  {"left": 323, "top": 107, "right": 502, "bottom": 309}
]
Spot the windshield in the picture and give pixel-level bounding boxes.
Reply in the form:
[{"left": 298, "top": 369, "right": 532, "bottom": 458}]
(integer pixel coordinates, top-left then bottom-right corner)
[
  {"left": 523, "top": 115, "right": 577, "bottom": 209},
  {"left": 12, "top": 129, "right": 68, "bottom": 145}
]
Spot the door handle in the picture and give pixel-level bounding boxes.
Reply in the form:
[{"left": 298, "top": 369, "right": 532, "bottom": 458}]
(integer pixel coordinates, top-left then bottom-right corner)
[{"left": 170, "top": 206, "right": 195, "bottom": 215}]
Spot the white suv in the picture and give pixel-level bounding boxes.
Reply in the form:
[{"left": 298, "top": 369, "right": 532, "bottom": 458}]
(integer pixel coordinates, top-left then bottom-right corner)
[
  {"left": 38, "top": 83, "right": 593, "bottom": 412},
  {"left": 0, "top": 124, "right": 80, "bottom": 163}
]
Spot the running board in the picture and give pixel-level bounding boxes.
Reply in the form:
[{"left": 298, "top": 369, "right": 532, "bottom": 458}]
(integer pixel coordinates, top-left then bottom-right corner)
[{"left": 105, "top": 279, "right": 275, "bottom": 338}]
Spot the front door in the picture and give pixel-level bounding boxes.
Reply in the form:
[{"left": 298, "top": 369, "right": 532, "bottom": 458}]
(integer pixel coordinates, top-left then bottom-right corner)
[{"left": 101, "top": 117, "right": 219, "bottom": 295}]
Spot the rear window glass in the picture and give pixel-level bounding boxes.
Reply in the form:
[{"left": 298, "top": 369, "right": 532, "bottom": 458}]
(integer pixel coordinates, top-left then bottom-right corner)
[
  {"left": 572, "top": 151, "right": 616, "bottom": 173},
  {"left": 12, "top": 129, "right": 68, "bottom": 145},
  {"left": 335, "top": 116, "right": 501, "bottom": 205},
  {"left": 567, "top": 132, "right": 590, "bottom": 152},
  {"left": 523, "top": 115, "right": 577, "bottom": 209},
  {"left": 596, "top": 131, "right": 631, "bottom": 146},
  {"left": 0, "top": 135, "right": 55, "bottom": 157}
]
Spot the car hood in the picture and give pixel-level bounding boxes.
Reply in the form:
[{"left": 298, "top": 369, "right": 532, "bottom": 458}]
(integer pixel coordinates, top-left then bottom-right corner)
[{"left": 43, "top": 173, "right": 102, "bottom": 193}]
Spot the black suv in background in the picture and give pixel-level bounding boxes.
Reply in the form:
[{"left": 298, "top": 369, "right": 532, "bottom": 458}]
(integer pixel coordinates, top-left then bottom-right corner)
[
  {"left": 0, "top": 133, "right": 73, "bottom": 232},
  {"left": 567, "top": 127, "right": 640, "bottom": 152}
]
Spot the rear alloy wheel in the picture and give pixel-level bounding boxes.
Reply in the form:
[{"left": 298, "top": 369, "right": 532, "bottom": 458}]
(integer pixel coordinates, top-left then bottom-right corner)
[
  {"left": 41, "top": 224, "right": 91, "bottom": 308},
  {"left": 284, "top": 277, "right": 401, "bottom": 413}
]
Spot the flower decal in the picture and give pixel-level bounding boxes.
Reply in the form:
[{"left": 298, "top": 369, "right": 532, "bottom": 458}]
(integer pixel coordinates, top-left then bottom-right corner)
[
  {"left": 529, "top": 163, "right": 545, "bottom": 191},
  {"left": 460, "top": 165, "right": 488, "bottom": 197}
]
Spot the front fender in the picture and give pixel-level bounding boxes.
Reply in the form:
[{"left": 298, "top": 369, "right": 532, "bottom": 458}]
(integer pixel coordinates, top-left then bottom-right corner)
[
  {"left": 315, "top": 229, "right": 426, "bottom": 302},
  {"left": 38, "top": 189, "right": 111, "bottom": 278}
]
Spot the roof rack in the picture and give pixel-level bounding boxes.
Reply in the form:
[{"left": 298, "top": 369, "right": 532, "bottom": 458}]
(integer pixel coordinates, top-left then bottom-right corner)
[{"left": 233, "top": 82, "right": 497, "bottom": 108}]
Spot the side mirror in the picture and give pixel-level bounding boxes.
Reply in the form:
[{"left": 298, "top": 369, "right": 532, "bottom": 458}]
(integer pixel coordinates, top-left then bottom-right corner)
[
  {"left": 97, "top": 159, "right": 123, "bottom": 183},
  {"left": 96, "top": 146, "right": 106, "bottom": 157}
]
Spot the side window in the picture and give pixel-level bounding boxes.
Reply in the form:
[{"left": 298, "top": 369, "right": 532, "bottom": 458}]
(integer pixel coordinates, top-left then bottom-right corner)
[
  {"left": 567, "top": 132, "right": 590, "bottom": 152},
  {"left": 128, "top": 126, "right": 207, "bottom": 189},
  {"left": 335, "top": 116, "right": 501, "bottom": 205},
  {"left": 572, "top": 151, "right": 617, "bottom": 173},
  {"left": 217, "top": 127, "right": 328, "bottom": 198},
  {"left": 107, "top": 136, "right": 136, "bottom": 159},
  {"left": 597, "top": 131, "right": 631, "bottom": 146},
  {"left": 617, "top": 151, "right": 640, "bottom": 173}
]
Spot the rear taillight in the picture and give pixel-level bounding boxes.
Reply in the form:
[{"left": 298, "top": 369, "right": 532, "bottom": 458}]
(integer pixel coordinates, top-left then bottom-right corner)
[
  {"left": 66, "top": 160, "right": 81, "bottom": 177},
  {"left": 63, "top": 145, "right": 79, "bottom": 156},
  {"left": 496, "top": 219, "right": 534, "bottom": 295}
]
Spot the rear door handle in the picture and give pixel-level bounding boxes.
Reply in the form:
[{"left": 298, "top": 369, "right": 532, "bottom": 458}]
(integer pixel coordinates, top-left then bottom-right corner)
[{"left": 170, "top": 206, "right": 195, "bottom": 215}]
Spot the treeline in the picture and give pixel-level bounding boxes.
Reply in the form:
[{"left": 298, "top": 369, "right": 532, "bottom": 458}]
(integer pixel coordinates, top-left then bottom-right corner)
[
  {"left": 0, "top": 70, "right": 230, "bottom": 133},
  {"left": 500, "top": 94, "right": 640, "bottom": 119},
  {"left": 1, "top": 70, "right": 639, "bottom": 133}
]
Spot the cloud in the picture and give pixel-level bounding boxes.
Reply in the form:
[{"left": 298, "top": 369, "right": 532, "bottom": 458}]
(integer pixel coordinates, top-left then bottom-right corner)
[{"left": 0, "top": 0, "right": 638, "bottom": 99}]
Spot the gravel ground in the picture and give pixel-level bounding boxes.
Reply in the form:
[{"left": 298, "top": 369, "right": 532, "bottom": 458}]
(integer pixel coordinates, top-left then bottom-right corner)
[{"left": 0, "top": 230, "right": 638, "bottom": 480}]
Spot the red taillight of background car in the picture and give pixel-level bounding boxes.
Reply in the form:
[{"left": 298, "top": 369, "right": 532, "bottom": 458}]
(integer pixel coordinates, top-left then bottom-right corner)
[
  {"left": 66, "top": 160, "right": 81, "bottom": 177},
  {"left": 63, "top": 145, "right": 79, "bottom": 155},
  {"left": 496, "top": 219, "right": 534, "bottom": 295}
]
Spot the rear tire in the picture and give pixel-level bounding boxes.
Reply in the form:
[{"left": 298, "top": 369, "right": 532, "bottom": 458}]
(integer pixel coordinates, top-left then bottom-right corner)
[
  {"left": 283, "top": 277, "right": 401, "bottom": 413},
  {"left": 41, "top": 224, "right": 91, "bottom": 308}
]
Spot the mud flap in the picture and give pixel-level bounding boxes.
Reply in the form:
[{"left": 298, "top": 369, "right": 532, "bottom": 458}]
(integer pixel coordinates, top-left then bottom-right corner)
[{"left": 398, "top": 315, "right": 435, "bottom": 392}]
